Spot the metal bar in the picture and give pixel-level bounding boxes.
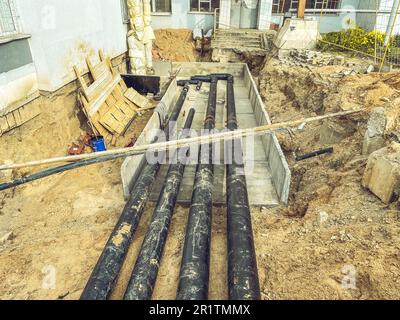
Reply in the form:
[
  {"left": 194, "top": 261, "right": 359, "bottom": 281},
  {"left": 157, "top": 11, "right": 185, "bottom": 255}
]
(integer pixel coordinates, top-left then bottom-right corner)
[
  {"left": 176, "top": 75, "right": 218, "bottom": 300},
  {"left": 80, "top": 84, "right": 190, "bottom": 300},
  {"left": 225, "top": 75, "right": 261, "bottom": 301},
  {"left": 124, "top": 109, "right": 196, "bottom": 301}
]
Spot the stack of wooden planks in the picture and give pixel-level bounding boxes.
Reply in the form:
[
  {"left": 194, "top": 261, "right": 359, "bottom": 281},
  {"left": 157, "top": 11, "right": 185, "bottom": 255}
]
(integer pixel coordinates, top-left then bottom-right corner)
[
  {"left": 74, "top": 50, "right": 151, "bottom": 146},
  {"left": 0, "top": 98, "right": 41, "bottom": 137}
]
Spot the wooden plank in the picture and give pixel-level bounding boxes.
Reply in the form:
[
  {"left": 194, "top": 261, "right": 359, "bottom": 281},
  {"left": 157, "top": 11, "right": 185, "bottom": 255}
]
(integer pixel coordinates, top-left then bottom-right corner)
[{"left": 124, "top": 87, "right": 151, "bottom": 109}]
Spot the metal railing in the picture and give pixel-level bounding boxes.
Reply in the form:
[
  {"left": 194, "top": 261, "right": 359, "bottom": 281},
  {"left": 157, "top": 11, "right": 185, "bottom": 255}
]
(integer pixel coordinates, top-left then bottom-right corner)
[{"left": 316, "top": 0, "right": 400, "bottom": 70}]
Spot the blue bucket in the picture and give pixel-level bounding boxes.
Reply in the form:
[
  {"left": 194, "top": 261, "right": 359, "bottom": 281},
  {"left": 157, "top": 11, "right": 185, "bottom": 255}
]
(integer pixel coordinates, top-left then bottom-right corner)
[{"left": 91, "top": 136, "right": 107, "bottom": 152}]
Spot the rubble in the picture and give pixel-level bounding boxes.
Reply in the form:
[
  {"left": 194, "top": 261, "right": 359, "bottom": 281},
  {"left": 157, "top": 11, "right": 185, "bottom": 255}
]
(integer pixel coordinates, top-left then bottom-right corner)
[
  {"left": 320, "top": 119, "right": 355, "bottom": 144},
  {"left": 362, "top": 142, "right": 400, "bottom": 204},
  {"left": 284, "top": 49, "right": 375, "bottom": 77},
  {"left": 0, "top": 231, "right": 14, "bottom": 245}
]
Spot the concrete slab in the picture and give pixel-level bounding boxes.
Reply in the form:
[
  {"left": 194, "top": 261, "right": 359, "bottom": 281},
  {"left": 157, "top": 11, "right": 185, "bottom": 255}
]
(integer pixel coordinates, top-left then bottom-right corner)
[{"left": 121, "top": 63, "right": 291, "bottom": 207}]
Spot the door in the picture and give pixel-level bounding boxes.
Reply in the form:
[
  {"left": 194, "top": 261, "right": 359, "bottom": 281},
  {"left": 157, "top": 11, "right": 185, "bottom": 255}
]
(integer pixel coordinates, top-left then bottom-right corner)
[{"left": 230, "top": 0, "right": 259, "bottom": 29}]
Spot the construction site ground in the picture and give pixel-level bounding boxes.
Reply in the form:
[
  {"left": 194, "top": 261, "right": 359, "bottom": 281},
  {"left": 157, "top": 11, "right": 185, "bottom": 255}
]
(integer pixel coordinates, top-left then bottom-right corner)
[{"left": 1, "top": 29, "right": 400, "bottom": 300}]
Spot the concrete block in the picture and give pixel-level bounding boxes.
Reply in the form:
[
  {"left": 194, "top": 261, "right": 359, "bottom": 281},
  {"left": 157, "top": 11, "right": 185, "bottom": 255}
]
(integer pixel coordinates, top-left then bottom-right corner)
[
  {"left": 273, "top": 18, "right": 319, "bottom": 50},
  {"left": 362, "top": 108, "right": 387, "bottom": 155},
  {"left": 362, "top": 142, "right": 400, "bottom": 204}
]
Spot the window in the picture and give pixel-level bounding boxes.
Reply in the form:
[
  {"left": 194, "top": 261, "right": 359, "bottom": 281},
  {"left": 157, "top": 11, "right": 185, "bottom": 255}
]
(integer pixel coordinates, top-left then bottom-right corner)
[
  {"left": 151, "top": 0, "right": 171, "bottom": 13},
  {"left": 272, "top": 0, "right": 340, "bottom": 14},
  {"left": 190, "top": 0, "right": 220, "bottom": 13},
  {"left": 121, "top": 0, "right": 171, "bottom": 19},
  {"left": 0, "top": 0, "right": 20, "bottom": 37}
]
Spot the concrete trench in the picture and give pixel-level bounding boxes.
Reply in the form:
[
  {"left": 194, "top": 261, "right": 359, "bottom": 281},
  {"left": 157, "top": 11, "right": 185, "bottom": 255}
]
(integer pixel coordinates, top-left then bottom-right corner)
[{"left": 82, "top": 62, "right": 291, "bottom": 300}]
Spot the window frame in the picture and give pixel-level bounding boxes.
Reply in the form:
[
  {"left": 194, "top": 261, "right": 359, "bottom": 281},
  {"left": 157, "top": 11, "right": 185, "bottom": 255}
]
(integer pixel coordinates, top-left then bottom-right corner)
[
  {"left": 0, "top": 0, "right": 21, "bottom": 39},
  {"left": 271, "top": 0, "right": 341, "bottom": 15},
  {"left": 189, "top": 0, "right": 220, "bottom": 14},
  {"left": 121, "top": 0, "right": 172, "bottom": 22}
]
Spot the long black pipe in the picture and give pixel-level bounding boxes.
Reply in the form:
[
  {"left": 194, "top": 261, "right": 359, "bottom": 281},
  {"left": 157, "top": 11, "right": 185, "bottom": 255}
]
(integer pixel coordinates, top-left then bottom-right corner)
[
  {"left": 295, "top": 147, "right": 334, "bottom": 161},
  {"left": 80, "top": 84, "right": 190, "bottom": 300},
  {"left": 176, "top": 76, "right": 218, "bottom": 300},
  {"left": 225, "top": 75, "right": 261, "bottom": 300},
  {"left": 124, "top": 109, "right": 196, "bottom": 301},
  {"left": 0, "top": 84, "right": 191, "bottom": 193}
]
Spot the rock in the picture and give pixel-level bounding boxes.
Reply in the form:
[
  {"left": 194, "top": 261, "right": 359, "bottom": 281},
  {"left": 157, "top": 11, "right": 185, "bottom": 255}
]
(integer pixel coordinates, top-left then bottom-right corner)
[
  {"left": 362, "top": 142, "right": 400, "bottom": 204},
  {"left": 318, "top": 211, "right": 329, "bottom": 225},
  {"left": 362, "top": 108, "right": 387, "bottom": 155},
  {"left": 0, "top": 231, "right": 14, "bottom": 245},
  {"left": 320, "top": 119, "right": 355, "bottom": 144},
  {"left": 366, "top": 65, "right": 375, "bottom": 74}
]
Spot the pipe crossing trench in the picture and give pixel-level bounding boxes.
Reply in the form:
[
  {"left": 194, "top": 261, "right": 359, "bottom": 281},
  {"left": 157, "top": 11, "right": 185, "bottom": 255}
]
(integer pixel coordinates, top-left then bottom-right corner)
[{"left": 81, "top": 74, "right": 261, "bottom": 301}]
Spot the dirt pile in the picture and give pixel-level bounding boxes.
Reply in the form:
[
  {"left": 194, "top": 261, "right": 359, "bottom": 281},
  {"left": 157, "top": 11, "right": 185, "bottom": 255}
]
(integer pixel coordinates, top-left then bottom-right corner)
[
  {"left": 253, "top": 59, "right": 400, "bottom": 299},
  {"left": 152, "top": 29, "right": 200, "bottom": 62},
  {"left": 0, "top": 87, "right": 152, "bottom": 299}
]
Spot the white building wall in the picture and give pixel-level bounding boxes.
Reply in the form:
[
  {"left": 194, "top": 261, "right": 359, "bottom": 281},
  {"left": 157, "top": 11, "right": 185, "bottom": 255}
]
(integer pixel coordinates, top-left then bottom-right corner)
[
  {"left": 258, "top": 0, "right": 273, "bottom": 30},
  {"left": 0, "top": 63, "right": 39, "bottom": 113},
  {"left": 15, "top": 0, "right": 128, "bottom": 92},
  {"left": 151, "top": 0, "right": 215, "bottom": 31}
]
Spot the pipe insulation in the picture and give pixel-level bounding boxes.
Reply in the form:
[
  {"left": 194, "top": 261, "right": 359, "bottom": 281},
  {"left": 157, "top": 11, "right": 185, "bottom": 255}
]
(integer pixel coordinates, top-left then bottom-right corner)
[
  {"left": 176, "top": 76, "right": 218, "bottom": 300},
  {"left": 225, "top": 75, "right": 261, "bottom": 300},
  {"left": 124, "top": 109, "right": 196, "bottom": 300},
  {"left": 80, "top": 84, "right": 190, "bottom": 300}
]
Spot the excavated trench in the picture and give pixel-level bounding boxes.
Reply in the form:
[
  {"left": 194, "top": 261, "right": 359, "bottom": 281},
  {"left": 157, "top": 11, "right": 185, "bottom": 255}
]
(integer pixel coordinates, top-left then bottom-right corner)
[{"left": 2, "top": 50, "right": 400, "bottom": 300}]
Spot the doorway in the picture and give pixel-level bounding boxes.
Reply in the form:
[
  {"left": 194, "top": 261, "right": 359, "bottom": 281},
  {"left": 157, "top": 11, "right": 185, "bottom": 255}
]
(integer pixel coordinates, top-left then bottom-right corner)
[{"left": 230, "top": 0, "right": 259, "bottom": 29}]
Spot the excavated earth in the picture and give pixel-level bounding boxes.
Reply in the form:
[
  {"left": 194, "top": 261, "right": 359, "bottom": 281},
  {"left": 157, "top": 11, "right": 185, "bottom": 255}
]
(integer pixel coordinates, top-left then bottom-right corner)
[{"left": 1, "top": 36, "right": 400, "bottom": 299}]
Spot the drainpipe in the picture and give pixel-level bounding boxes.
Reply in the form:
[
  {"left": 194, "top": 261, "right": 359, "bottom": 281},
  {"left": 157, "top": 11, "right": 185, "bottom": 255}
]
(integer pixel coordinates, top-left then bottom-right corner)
[
  {"left": 123, "top": 109, "right": 196, "bottom": 300},
  {"left": 176, "top": 76, "right": 218, "bottom": 300},
  {"left": 225, "top": 75, "right": 261, "bottom": 300},
  {"left": 80, "top": 84, "right": 190, "bottom": 300}
]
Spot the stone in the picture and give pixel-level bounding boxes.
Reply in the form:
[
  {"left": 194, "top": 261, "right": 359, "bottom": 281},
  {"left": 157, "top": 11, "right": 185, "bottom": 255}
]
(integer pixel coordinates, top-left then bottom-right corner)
[
  {"left": 362, "top": 108, "right": 387, "bottom": 156},
  {"left": 0, "top": 231, "right": 14, "bottom": 245},
  {"left": 274, "top": 19, "right": 319, "bottom": 50},
  {"left": 362, "top": 142, "right": 400, "bottom": 204},
  {"left": 320, "top": 120, "right": 354, "bottom": 144}
]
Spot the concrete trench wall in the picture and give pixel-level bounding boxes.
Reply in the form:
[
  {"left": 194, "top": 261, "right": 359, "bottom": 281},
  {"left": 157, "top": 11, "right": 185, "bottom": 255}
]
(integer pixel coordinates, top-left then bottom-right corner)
[{"left": 121, "top": 62, "right": 291, "bottom": 205}]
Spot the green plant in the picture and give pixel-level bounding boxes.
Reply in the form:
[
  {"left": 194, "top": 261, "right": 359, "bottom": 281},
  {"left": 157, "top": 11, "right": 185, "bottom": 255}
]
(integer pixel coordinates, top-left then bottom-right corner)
[{"left": 318, "top": 26, "right": 386, "bottom": 55}]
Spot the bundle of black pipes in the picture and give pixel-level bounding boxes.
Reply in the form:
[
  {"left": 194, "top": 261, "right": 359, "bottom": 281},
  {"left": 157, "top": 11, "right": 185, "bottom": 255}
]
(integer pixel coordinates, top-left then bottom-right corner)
[
  {"left": 176, "top": 75, "right": 219, "bottom": 300},
  {"left": 80, "top": 84, "right": 190, "bottom": 300},
  {"left": 225, "top": 75, "right": 261, "bottom": 300},
  {"left": 124, "top": 109, "right": 196, "bottom": 300}
]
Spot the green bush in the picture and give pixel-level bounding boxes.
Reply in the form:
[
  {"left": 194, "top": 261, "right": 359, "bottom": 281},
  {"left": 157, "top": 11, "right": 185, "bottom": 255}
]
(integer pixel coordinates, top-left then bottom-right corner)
[{"left": 318, "top": 27, "right": 386, "bottom": 55}]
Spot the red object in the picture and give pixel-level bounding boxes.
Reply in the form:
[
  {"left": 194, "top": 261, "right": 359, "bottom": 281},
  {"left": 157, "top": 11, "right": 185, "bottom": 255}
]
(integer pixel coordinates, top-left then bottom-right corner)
[{"left": 68, "top": 143, "right": 85, "bottom": 155}]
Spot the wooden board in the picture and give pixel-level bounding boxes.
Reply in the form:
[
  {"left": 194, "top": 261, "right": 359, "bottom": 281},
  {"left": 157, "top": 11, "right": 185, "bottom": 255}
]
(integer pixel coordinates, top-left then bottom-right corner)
[{"left": 74, "top": 50, "right": 140, "bottom": 144}]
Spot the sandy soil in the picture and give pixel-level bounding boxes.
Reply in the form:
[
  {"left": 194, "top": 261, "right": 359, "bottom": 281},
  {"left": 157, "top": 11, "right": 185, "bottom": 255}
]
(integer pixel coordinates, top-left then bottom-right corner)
[
  {"left": 1, "top": 34, "right": 400, "bottom": 300},
  {"left": 153, "top": 29, "right": 200, "bottom": 62}
]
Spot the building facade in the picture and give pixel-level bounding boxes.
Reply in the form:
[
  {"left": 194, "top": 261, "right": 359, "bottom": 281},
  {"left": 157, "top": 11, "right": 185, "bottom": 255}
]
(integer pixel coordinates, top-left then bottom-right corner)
[{"left": 0, "top": 0, "right": 395, "bottom": 116}]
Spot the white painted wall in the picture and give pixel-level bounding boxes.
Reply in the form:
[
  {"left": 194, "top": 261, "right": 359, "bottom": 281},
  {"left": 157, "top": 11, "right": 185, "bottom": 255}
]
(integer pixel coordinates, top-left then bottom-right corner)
[
  {"left": 0, "top": 63, "right": 39, "bottom": 113},
  {"left": 151, "top": 0, "right": 215, "bottom": 31},
  {"left": 15, "top": 0, "right": 128, "bottom": 92}
]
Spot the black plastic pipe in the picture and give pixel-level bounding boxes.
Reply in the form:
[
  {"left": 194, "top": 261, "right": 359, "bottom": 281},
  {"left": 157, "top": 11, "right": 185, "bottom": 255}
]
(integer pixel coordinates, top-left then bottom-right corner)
[
  {"left": 177, "top": 80, "right": 203, "bottom": 91},
  {"left": 0, "top": 153, "right": 127, "bottom": 192},
  {"left": 0, "top": 84, "right": 191, "bottom": 193},
  {"left": 225, "top": 75, "right": 261, "bottom": 301},
  {"left": 191, "top": 73, "right": 232, "bottom": 82},
  {"left": 176, "top": 76, "right": 218, "bottom": 300},
  {"left": 124, "top": 109, "right": 196, "bottom": 301},
  {"left": 295, "top": 147, "right": 334, "bottom": 161},
  {"left": 80, "top": 84, "right": 190, "bottom": 300}
]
